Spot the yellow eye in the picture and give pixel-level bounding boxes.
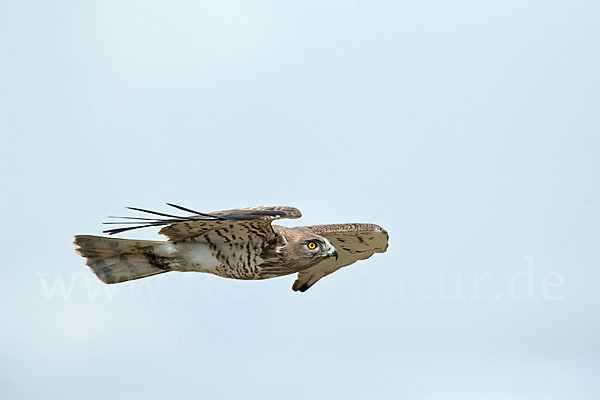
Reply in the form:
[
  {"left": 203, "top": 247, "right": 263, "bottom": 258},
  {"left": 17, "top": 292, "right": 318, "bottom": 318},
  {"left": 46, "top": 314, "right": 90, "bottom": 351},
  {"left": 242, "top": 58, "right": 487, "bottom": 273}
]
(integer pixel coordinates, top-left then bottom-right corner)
[{"left": 307, "top": 241, "right": 317, "bottom": 250}]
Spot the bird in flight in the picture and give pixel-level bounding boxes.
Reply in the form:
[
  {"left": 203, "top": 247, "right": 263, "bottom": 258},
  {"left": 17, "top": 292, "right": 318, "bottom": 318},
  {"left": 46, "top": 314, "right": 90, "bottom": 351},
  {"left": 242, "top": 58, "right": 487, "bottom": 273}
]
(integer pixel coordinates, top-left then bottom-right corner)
[{"left": 74, "top": 204, "right": 388, "bottom": 292}]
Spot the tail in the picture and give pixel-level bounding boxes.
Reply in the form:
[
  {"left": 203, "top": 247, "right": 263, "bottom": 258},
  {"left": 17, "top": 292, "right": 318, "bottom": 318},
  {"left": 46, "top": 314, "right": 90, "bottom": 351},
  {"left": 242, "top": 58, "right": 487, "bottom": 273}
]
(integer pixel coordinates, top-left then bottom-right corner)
[{"left": 74, "top": 235, "right": 170, "bottom": 284}]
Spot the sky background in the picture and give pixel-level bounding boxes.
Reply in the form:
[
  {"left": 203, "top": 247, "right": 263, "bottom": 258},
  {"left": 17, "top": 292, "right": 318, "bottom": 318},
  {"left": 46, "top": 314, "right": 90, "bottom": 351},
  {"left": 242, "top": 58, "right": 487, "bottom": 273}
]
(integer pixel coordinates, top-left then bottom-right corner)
[{"left": 1, "top": 0, "right": 599, "bottom": 398}]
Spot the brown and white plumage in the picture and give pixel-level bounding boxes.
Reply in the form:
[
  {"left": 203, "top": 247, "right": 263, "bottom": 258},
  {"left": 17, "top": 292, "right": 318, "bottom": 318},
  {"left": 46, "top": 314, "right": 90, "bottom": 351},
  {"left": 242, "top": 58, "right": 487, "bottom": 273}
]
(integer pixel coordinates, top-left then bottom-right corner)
[{"left": 74, "top": 204, "right": 388, "bottom": 292}]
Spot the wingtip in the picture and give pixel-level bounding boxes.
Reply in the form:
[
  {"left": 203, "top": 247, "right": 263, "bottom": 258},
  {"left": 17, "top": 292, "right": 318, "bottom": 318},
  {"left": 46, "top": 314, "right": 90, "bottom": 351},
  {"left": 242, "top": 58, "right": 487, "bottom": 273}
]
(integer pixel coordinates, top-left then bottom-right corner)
[{"left": 292, "top": 281, "right": 311, "bottom": 292}]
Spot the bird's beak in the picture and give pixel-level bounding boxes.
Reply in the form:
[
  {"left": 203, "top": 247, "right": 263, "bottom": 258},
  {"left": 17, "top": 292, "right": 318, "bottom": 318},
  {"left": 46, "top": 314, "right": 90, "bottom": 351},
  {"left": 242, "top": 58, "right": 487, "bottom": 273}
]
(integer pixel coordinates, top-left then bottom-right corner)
[{"left": 328, "top": 246, "right": 339, "bottom": 261}]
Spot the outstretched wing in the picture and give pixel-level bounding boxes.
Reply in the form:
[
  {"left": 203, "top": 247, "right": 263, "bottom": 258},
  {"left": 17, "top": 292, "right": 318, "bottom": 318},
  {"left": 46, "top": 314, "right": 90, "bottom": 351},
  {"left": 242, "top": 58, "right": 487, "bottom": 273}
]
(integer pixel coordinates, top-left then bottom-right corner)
[
  {"left": 104, "top": 204, "right": 301, "bottom": 243},
  {"left": 292, "top": 223, "right": 388, "bottom": 292}
]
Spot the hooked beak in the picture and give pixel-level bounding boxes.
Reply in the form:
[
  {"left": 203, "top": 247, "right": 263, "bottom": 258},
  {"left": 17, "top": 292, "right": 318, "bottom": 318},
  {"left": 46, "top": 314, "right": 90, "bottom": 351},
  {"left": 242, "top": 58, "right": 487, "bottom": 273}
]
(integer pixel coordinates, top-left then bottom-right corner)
[{"left": 328, "top": 246, "right": 339, "bottom": 261}]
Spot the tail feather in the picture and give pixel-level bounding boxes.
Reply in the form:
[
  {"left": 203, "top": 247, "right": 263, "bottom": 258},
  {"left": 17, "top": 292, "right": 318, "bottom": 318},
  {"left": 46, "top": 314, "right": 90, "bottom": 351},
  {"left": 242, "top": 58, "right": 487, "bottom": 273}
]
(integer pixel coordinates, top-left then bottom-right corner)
[{"left": 74, "top": 235, "right": 169, "bottom": 284}]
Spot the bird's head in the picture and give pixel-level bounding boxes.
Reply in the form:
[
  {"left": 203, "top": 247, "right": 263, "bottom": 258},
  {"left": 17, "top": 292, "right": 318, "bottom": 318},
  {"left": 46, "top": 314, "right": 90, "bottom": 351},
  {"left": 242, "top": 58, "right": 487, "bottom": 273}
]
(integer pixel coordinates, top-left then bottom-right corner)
[{"left": 274, "top": 227, "right": 339, "bottom": 269}]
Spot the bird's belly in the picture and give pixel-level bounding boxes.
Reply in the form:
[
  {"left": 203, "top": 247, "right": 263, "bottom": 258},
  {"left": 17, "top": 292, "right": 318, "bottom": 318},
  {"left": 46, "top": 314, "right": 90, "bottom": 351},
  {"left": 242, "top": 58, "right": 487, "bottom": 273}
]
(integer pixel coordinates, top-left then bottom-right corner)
[
  {"left": 174, "top": 242, "right": 221, "bottom": 273},
  {"left": 174, "top": 242, "right": 263, "bottom": 279}
]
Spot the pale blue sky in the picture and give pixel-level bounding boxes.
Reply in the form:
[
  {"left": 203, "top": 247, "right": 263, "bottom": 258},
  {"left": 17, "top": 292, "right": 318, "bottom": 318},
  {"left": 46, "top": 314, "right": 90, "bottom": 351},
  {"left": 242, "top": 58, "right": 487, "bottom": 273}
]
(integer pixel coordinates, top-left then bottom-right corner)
[{"left": 1, "top": 1, "right": 599, "bottom": 399}]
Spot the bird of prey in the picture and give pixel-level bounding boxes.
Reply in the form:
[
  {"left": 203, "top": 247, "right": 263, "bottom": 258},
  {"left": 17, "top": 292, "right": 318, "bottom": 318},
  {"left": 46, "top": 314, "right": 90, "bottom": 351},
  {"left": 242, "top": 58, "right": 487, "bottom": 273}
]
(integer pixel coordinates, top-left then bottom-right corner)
[{"left": 74, "top": 204, "right": 388, "bottom": 292}]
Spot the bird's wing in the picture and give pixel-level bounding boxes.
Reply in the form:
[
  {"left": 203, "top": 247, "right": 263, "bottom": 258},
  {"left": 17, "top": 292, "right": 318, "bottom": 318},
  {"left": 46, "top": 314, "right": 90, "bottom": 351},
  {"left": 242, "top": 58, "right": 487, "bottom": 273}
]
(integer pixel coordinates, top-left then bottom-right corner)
[
  {"left": 103, "top": 204, "right": 301, "bottom": 243},
  {"left": 292, "top": 223, "right": 388, "bottom": 292}
]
